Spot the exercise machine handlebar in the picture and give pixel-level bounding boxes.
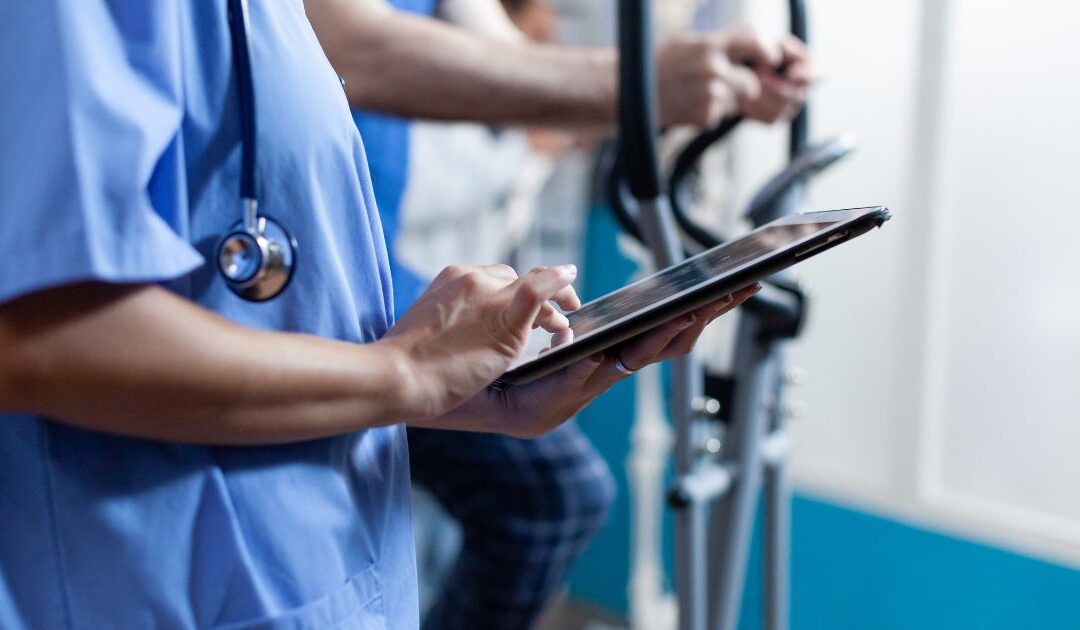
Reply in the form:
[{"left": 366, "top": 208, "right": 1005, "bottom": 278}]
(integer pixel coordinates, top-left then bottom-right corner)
[
  {"left": 617, "top": 0, "right": 661, "bottom": 201},
  {"left": 667, "top": 116, "right": 743, "bottom": 248},
  {"left": 788, "top": 0, "right": 810, "bottom": 158},
  {"left": 664, "top": 0, "right": 813, "bottom": 247}
]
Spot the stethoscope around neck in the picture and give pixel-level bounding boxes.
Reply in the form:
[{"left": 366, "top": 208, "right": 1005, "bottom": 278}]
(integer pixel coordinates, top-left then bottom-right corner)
[{"left": 216, "top": 0, "right": 298, "bottom": 302}]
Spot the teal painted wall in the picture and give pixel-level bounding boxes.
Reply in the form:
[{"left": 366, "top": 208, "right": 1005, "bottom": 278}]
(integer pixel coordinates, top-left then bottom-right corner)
[
  {"left": 569, "top": 205, "right": 1080, "bottom": 630},
  {"left": 783, "top": 497, "right": 1080, "bottom": 630},
  {"left": 570, "top": 204, "right": 643, "bottom": 615}
]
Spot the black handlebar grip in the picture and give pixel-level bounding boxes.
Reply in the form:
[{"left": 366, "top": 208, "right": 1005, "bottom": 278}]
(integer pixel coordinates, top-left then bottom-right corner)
[{"left": 617, "top": 0, "right": 661, "bottom": 200}]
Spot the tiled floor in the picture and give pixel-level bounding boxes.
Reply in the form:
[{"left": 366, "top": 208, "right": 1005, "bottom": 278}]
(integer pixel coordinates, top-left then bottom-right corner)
[{"left": 537, "top": 595, "right": 628, "bottom": 630}]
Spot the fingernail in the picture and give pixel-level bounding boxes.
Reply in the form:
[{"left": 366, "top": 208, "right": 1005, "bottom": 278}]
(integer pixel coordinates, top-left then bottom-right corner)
[
  {"left": 559, "top": 264, "right": 577, "bottom": 279},
  {"left": 681, "top": 313, "right": 697, "bottom": 326},
  {"left": 753, "top": 282, "right": 763, "bottom": 293}
]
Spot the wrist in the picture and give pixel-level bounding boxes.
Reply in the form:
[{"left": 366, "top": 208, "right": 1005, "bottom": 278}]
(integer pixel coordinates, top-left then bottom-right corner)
[
  {"left": 408, "top": 388, "right": 504, "bottom": 434},
  {"left": 370, "top": 336, "right": 435, "bottom": 423}
]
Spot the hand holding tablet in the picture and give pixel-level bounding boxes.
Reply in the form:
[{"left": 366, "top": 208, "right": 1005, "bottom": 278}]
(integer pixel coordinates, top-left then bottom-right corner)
[{"left": 494, "top": 206, "right": 890, "bottom": 388}]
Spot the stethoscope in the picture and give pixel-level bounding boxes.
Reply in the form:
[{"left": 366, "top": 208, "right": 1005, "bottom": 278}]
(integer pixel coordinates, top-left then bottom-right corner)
[{"left": 216, "top": 0, "right": 298, "bottom": 301}]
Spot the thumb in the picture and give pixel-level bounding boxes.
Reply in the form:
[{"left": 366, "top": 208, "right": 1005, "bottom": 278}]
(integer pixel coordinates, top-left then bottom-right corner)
[{"left": 503, "top": 265, "right": 577, "bottom": 331}]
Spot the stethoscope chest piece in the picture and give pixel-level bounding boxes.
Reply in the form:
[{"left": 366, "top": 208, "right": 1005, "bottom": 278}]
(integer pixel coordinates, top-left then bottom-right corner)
[
  {"left": 217, "top": 0, "right": 300, "bottom": 302},
  {"left": 216, "top": 213, "right": 298, "bottom": 302}
]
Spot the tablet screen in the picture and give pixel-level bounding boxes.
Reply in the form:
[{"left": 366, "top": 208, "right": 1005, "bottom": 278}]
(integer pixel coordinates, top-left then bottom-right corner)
[{"left": 511, "top": 218, "right": 835, "bottom": 368}]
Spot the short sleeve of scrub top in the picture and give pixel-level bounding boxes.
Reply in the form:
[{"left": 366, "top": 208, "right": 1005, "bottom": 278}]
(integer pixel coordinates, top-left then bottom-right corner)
[
  {"left": 0, "top": 2, "right": 416, "bottom": 629},
  {"left": 0, "top": 3, "right": 205, "bottom": 300}
]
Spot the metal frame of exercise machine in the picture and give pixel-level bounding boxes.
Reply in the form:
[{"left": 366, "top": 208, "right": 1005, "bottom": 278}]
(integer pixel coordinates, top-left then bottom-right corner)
[{"left": 612, "top": 1, "right": 855, "bottom": 628}]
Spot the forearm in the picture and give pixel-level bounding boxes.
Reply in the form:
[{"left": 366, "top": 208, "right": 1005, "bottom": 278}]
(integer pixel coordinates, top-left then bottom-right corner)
[
  {"left": 0, "top": 283, "right": 419, "bottom": 445},
  {"left": 308, "top": 0, "right": 616, "bottom": 126}
]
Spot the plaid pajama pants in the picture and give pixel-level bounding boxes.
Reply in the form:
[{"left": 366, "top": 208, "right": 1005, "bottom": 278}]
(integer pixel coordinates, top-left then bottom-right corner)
[{"left": 408, "top": 421, "right": 615, "bottom": 630}]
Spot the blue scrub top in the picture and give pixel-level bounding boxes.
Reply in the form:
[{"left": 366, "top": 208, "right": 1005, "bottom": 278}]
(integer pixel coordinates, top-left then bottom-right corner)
[
  {"left": 352, "top": 0, "right": 437, "bottom": 317},
  {"left": 0, "top": 2, "right": 417, "bottom": 628}
]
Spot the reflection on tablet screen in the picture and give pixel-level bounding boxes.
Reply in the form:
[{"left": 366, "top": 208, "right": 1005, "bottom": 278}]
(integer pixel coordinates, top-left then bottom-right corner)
[{"left": 514, "top": 220, "right": 832, "bottom": 368}]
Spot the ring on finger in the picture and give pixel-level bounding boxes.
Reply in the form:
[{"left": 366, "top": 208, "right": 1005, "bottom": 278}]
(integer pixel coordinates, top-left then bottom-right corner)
[{"left": 614, "top": 355, "right": 638, "bottom": 375}]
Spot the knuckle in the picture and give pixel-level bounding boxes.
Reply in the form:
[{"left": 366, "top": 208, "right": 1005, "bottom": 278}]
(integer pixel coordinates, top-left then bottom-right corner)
[
  {"left": 440, "top": 264, "right": 465, "bottom": 279},
  {"left": 517, "top": 282, "right": 542, "bottom": 302},
  {"left": 458, "top": 272, "right": 484, "bottom": 291},
  {"left": 492, "top": 263, "right": 516, "bottom": 277}
]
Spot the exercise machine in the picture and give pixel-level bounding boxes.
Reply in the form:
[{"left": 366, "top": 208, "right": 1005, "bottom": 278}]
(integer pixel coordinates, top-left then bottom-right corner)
[{"left": 610, "top": 1, "right": 855, "bottom": 629}]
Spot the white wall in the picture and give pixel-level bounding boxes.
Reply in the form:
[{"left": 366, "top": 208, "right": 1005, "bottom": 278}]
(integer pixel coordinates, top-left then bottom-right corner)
[
  {"left": 730, "top": 0, "right": 1080, "bottom": 565},
  {"left": 557, "top": 0, "right": 1080, "bottom": 568},
  {"left": 914, "top": 0, "right": 1080, "bottom": 557}
]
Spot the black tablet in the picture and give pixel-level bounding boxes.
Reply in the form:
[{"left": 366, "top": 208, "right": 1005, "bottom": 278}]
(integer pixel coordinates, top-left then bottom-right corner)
[{"left": 493, "top": 206, "right": 890, "bottom": 388}]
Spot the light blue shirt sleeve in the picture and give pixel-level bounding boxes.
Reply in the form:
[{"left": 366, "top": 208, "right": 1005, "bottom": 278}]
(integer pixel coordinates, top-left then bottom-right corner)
[{"left": 0, "top": 1, "right": 204, "bottom": 305}]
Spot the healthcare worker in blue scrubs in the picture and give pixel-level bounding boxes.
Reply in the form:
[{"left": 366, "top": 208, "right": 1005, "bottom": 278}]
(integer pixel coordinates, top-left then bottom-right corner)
[{"left": 0, "top": 1, "right": 758, "bottom": 628}]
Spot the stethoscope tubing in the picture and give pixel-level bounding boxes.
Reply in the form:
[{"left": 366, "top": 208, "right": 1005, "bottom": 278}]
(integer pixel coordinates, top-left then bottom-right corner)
[
  {"left": 218, "top": 0, "right": 299, "bottom": 302},
  {"left": 227, "top": 0, "right": 258, "bottom": 208}
]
